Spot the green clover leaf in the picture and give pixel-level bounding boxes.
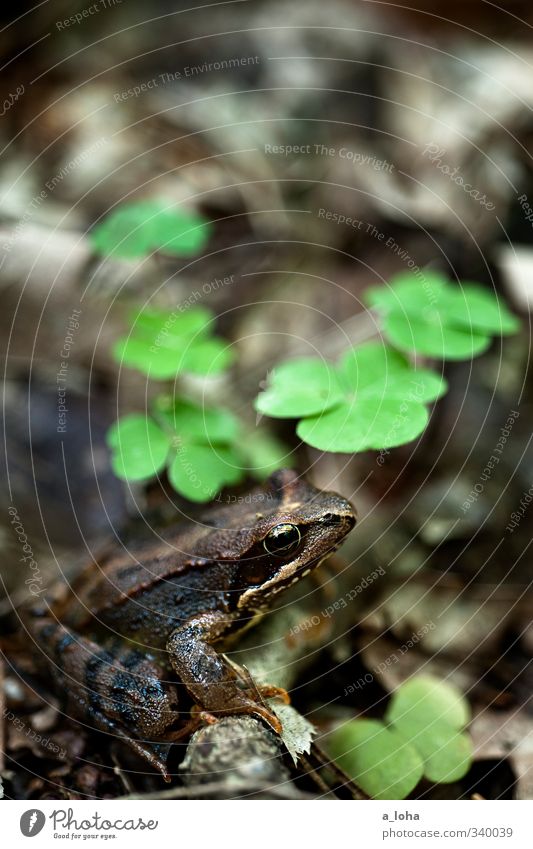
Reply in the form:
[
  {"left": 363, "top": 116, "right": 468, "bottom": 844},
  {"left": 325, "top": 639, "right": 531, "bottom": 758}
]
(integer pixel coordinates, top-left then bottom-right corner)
[
  {"left": 158, "top": 398, "right": 244, "bottom": 501},
  {"left": 439, "top": 284, "right": 520, "bottom": 335},
  {"left": 385, "top": 676, "right": 473, "bottom": 784},
  {"left": 386, "top": 674, "right": 471, "bottom": 730},
  {"left": 366, "top": 271, "right": 448, "bottom": 313},
  {"left": 113, "top": 306, "right": 234, "bottom": 379},
  {"left": 326, "top": 676, "right": 473, "bottom": 798},
  {"left": 154, "top": 397, "right": 240, "bottom": 444},
  {"left": 132, "top": 305, "right": 213, "bottom": 339},
  {"left": 179, "top": 338, "right": 234, "bottom": 375},
  {"left": 107, "top": 394, "right": 292, "bottom": 502},
  {"left": 107, "top": 415, "right": 170, "bottom": 481},
  {"left": 367, "top": 273, "right": 519, "bottom": 359},
  {"left": 297, "top": 396, "right": 431, "bottom": 453},
  {"left": 256, "top": 343, "right": 447, "bottom": 454},
  {"left": 254, "top": 358, "right": 344, "bottom": 418},
  {"left": 107, "top": 400, "right": 244, "bottom": 502},
  {"left": 337, "top": 343, "right": 445, "bottom": 403},
  {"left": 91, "top": 201, "right": 211, "bottom": 259},
  {"left": 326, "top": 719, "right": 424, "bottom": 801},
  {"left": 168, "top": 443, "right": 242, "bottom": 502},
  {"left": 383, "top": 312, "right": 491, "bottom": 360},
  {"left": 239, "top": 429, "right": 293, "bottom": 480}
]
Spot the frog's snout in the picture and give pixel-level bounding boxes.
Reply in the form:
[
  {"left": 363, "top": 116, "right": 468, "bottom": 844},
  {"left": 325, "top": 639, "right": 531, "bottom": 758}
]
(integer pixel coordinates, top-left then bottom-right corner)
[
  {"left": 320, "top": 506, "right": 356, "bottom": 530},
  {"left": 326, "top": 494, "right": 357, "bottom": 532}
]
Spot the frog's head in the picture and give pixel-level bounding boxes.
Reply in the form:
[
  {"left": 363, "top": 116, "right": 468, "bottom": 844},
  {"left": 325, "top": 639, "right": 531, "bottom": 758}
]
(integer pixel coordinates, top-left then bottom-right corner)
[{"left": 226, "top": 469, "right": 356, "bottom": 613}]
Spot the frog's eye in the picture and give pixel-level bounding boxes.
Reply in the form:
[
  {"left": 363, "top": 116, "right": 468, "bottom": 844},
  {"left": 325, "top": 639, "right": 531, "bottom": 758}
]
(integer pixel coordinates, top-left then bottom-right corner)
[{"left": 263, "top": 523, "right": 301, "bottom": 557}]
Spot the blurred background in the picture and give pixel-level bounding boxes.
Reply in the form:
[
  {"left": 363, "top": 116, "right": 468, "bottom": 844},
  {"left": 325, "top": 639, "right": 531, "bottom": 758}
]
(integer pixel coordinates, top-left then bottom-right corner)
[{"left": 1, "top": 0, "right": 532, "bottom": 799}]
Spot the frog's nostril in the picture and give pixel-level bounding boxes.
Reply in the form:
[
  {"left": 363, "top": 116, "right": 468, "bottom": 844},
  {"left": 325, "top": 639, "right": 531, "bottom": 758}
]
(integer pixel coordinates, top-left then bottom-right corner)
[
  {"left": 325, "top": 507, "right": 356, "bottom": 531},
  {"left": 322, "top": 513, "right": 341, "bottom": 524},
  {"left": 345, "top": 510, "right": 357, "bottom": 530}
]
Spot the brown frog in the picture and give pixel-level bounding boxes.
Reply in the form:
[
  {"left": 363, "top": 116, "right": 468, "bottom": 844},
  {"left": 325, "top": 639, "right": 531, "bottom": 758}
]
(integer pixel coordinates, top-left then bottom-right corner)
[{"left": 26, "top": 469, "right": 356, "bottom": 778}]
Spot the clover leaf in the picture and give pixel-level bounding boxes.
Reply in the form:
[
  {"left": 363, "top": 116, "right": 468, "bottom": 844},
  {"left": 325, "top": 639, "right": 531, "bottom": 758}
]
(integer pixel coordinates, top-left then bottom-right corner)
[
  {"left": 91, "top": 200, "right": 211, "bottom": 259},
  {"left": 107, "top": 414, "right": 170, "bottom": 481},
  {"left": 366, "top": 271, "right": 448, "bottom": 313},
  {"left": 326, "top": 719, "right": 424, "bottom": 801},
  {"left": 132, "top": 305, "right": 213, "bottom": 337},
  {"left": 441, "top": 283, "right": 520, "bottom": 335},
  {"left": 386, "top": 674, "right": 471, "bottom": 729},
  {"left": 326, "top": 676, "right": 473, "bottom": 799},
  {"left": 383, "top": 313, "right": 491, "bottom": 359},
  {"left": 113, "top": 306, "right": 234, "bottom": 379},
  {"left": 255, "top": 359, "right": 344, "bottom": 418},
  {"left": 297, "top": 397, "right": 430, "bottom": 453},
  {"left": 107, "top": 400, "right": 244, "bottom": 502},
  {"left": 255, "top": 343, "right": 447, "bottom": 454},
  {"left": 367, "top": 273, "right": 519, "bottom": 359},
  {"left": 159, "top": 398, "right": 243, "bottom": 501},
  {"left": 168, "top": 443, "right": 243, "bottom": 502},
  {"left": 385, "top": 675, "right": 472, "bottom": 784},
  {"left": 154, "top": 396, "right": 240, "bottom": 444}
]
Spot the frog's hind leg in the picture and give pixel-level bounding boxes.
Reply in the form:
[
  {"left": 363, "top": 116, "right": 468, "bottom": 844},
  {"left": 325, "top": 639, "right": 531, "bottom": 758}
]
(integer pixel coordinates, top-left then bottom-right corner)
[
  {"left": 31, "top": 618, "right": 177, "bottom": 782},
  {"left": 87, "top": 706, "right": 174, "bottom": 782}
]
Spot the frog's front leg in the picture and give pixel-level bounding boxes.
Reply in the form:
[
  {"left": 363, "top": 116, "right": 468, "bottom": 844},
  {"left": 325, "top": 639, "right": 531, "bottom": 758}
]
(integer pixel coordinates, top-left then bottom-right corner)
[{"left": 167, "top": 612, "right": 283, "bottom": 734}]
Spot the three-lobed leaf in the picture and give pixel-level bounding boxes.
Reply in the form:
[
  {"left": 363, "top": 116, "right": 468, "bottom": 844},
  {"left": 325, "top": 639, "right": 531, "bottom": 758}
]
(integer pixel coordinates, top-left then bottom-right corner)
[
  {"left": 383, "top": 312, "right": 491, "bottom": 360},
  {"left": 154, "top": 397, "right": 240, "bottom": 444},
  {"left": 168, "top": 443, "right": 242, "bottom": 502},
  {"left": 367, "top": 273, "right": 519, "bottom": 359},
  {"left": 131, "top": 305, "right": 213, "bottom": 339},
  {"left": 107, "top": 396, "right": 292, "bottom": 502},
  {"left": 441, "top": 284, "right": 519, "bottom": 335},
  {"left": 366, "top": 272, "right": 447, "bottom": 314},
  {"left": 326, "top": 719, "right": 424, "bottom": 801},
  {"left": 91, "top": 200, "right": 211, "bottom": 259},
  {"left": 297, "top": 396, "right": 430, "bottom": 453},
  {"left": 386, "top": 674, "right": 471, "bottom": 730},
  {"left": 385, "top": 675, "right": 472, "bottom": 785},
  {"left": 114, "top": 306, "right": 234, "bottom": 379},
  {"left": 255, "top": 359, "right": 344, "bottom": 418},
  {"left": 256, "top": 342, "right": 447, "bottom": 453},
  {"left": 327, "top": 676, "right": 473, "bottom": 798},
  {"left": 107, "top": 400, "right": 244, "bottom": 501},
  {"left": 179, "top": 338, "right": 233, "bottom": 375},
  {"left": 238, "top": 429, "right": 293, "bottom": 480},
  {"left": 106, "top": 414, "right": 170, "bottom": 481}
]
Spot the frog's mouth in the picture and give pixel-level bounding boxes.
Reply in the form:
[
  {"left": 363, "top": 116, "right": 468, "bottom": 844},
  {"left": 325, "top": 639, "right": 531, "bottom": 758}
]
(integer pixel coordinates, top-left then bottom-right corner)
[{"left": 267, "top": 542, "right": 342, "bottom": 595}]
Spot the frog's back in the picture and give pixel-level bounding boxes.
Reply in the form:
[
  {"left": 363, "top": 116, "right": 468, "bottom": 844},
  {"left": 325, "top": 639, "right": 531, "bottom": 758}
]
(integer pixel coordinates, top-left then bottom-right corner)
[{"left": 57, "top": 519, "right": 211, "bottom": 629}]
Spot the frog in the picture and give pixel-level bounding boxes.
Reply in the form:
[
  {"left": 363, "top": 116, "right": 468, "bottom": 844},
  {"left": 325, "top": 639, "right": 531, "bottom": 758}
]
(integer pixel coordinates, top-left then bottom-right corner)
[{"left": 25, "top": 469, "right": 356, "bottom": 779}]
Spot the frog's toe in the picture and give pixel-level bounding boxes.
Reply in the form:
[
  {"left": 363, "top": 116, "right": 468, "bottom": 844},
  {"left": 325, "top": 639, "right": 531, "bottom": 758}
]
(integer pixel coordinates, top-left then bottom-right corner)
[
  {"left": 191, "top": 708, "right": 220, "bottom": 726},
  {"left": 192, "top": 698, "right": 283, "bottom": 735},
  {"left": 255, "top": 684, "right": 291, "bottom": 705},
  {"left": 252, "top": 704, "right": 283, "bottom": 735}
]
